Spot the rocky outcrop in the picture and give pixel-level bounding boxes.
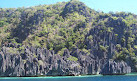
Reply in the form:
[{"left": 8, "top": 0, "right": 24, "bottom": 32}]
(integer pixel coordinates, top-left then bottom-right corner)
[
  {"left": 0, "top": 0, "right": 136, "bottom": 77},
  {"left": 100, "top": 60, "right": 131, "bottom": 75},
  {"left": 0, "top": 46, "right": 131, "bottom": 76},
  {"left": 60, "top": 0, "right": 91, "bottom": 18}
]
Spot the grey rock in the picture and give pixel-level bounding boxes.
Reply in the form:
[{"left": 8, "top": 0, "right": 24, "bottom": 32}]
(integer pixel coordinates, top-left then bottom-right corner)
[
  {"left": 0, "top": 46, "right": 132, "bottom": 76},
  {"left": 100, "top": 60, "right": 131, "bottom": 75}
]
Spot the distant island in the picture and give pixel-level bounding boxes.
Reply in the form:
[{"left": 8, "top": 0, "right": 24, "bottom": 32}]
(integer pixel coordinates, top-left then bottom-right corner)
[{"left": 0, "top": 0, "right": 136, "bottom": 77}]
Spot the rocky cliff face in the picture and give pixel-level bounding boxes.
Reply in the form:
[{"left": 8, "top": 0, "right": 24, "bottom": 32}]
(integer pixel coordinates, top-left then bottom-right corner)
[
  {"left": 0, "top": 45, "right": 131, "bottom": 76},
  {"left": 101, "top": 60, "right": 131, "bottom": 75},
  {"left": 0, "top": 0, "right": 137, "bottom": 77}
]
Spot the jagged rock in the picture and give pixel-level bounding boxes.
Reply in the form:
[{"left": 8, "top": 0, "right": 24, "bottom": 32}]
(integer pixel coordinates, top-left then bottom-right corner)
[
  {"left": 63, "top": 49, "right": 70, "bottom": 57},
  {"left": 21, "top": 53, "right": 28, "bottom": 59},
  {"left": 0, "top": 0, "right": 136, "bottom": 77},
  {"left": 0, "top": 46, "right": 133, "bottom": 76},
  {"left": 100, "top": 60, "right": 131, "bottom": 75}
]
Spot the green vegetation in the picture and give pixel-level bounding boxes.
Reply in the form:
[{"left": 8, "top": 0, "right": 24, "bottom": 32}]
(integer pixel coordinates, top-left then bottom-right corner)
[
  {"left": 38, "top": 60, "right": 44, "bottom": 66},
  {"left": 7, "top": 47, "right": 18, "bottom": 54},
  {"left": 67, "top": 56, "right": 78, "bottom": 61},
  {"left": 0, "top": 0, "right": 137, "bottom": 69}
]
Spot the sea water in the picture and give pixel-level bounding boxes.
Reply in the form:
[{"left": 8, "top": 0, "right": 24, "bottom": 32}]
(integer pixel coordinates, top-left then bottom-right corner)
[{"left": 0, "top": 74, "right": 137, "bottom": 81}]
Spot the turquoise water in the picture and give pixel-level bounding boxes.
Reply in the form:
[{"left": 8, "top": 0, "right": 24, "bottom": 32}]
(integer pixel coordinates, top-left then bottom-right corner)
[{"left": 0, "top": 74, "right": 137, "bottom": 81}]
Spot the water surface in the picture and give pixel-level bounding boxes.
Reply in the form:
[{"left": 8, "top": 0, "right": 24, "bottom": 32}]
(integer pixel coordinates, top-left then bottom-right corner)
[{"left": 0, "top": 74, "right": 137, "bottom": 81}]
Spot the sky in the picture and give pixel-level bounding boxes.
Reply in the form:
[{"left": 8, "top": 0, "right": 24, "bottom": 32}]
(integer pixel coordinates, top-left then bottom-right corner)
[{"left": 0, "top": 0, "right": 137, "bottom": 14}]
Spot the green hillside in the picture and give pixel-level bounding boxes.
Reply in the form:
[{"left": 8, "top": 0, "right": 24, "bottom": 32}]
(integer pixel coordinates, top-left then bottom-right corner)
[{"left": 0, "top": 0, "right": 137, "bottom": 71}]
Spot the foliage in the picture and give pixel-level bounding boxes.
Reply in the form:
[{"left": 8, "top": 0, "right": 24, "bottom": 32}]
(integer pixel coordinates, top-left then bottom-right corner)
[{"left": 67, "top": 56, "right": 78, "bottom": 61}]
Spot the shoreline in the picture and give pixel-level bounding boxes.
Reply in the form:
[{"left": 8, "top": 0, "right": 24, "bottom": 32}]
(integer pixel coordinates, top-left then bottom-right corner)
[{"left": 0, "top": 73, "right": 137, "bottom": 79}]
